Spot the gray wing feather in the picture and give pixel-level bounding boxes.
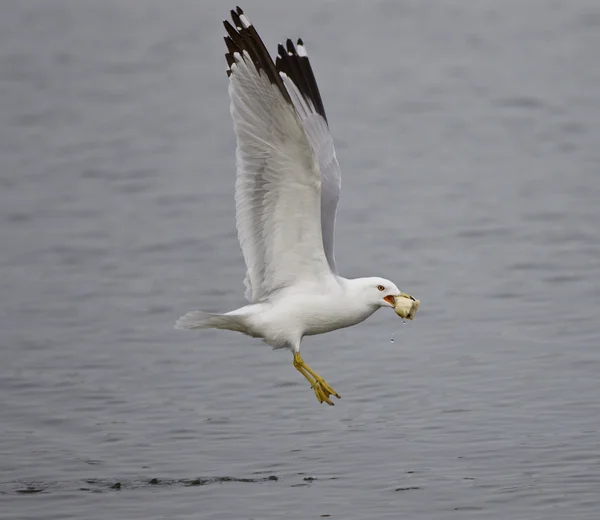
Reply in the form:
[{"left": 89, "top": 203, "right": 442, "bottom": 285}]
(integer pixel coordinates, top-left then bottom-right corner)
[
  {"left": 278, "top": 41, "right": 342, "bottom": 274},
  {"left": 302, "top": 114, "right": 341, "bottom": 274}
]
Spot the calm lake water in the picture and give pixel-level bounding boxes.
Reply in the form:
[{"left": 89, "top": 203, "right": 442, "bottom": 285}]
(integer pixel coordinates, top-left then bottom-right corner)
[{"left": 1, "top": 0, "right": 599, "bottom": 518}]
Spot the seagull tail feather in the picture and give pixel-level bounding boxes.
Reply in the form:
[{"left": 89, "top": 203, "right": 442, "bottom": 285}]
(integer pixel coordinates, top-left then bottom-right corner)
[{"left": 175, "top": 311, "right": 248, "bottom": 333}]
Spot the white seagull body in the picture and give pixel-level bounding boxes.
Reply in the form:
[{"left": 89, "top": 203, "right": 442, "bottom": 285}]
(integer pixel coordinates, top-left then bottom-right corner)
[{"left": 176, "top": 7, "right": 419, "bottom": 405}]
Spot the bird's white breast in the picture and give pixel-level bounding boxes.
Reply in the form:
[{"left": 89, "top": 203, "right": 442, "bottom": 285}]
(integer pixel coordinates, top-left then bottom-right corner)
[{"left": 245, "top": 281, "right": 377, "bottom": 345}]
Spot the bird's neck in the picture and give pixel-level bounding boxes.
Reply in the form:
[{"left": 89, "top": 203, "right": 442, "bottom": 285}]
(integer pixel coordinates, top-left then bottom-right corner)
[{"left": 339, "top": 276, "right": 379, "bottom": 308}]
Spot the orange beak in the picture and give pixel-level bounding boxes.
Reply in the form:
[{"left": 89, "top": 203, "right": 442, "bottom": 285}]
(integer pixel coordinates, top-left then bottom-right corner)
[{"left": 383, "top": 295, "right": 396, "bottom": 306}]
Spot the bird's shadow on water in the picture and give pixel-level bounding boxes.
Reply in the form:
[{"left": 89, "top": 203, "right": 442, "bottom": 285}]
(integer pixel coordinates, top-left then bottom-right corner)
[{"left": 0, "top": 475, "right": 279, "bottom": 495}]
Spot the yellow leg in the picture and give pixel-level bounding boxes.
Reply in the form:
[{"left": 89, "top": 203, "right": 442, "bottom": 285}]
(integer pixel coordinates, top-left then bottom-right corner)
[{"left": 293, "top": 352, "right": 340, "bottom": 406}]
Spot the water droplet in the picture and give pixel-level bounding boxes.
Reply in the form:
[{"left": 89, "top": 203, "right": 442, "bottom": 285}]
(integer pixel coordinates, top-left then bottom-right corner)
[{"left": 390, "top": 332, "right": 394, "bottom": 343}]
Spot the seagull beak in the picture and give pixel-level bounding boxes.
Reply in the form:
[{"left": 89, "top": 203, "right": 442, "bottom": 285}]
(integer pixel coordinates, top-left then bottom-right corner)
[
  {"left": 384, "top": 292, "right": 414, "bottom": 306},
  {"left": 383, "top": 295, "right": 396, "bottom": 306}
]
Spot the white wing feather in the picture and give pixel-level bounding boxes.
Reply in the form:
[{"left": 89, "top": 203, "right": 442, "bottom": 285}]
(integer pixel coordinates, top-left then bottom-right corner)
[
  {"left": 229, "top": 52, "right": 332, "bottom": 302},
  {"left": 280, "top": 74, "right": 341, "bottom": 273}
]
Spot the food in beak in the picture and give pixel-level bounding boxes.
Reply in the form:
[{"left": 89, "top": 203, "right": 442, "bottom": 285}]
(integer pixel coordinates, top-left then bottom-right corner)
[{"left": 393, "top": 293, "right": 420, "bottom": 320}]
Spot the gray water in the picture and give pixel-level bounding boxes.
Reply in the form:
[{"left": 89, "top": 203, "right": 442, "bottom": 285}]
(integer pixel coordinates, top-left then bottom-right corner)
[{"left": 1, "top": 0, "right": 599, "bottom": 518}]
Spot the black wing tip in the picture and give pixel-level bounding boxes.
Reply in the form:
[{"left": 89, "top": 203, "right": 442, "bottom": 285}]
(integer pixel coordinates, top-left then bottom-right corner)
[
  {"left": 275, "top": 35, "right": 327, "bottom": 123},
  {"left": 222, "top": 7, "right": 326, "bottom": 122},
  {"left": 223, "top": 7, "right": 292, "bottom": 104}
]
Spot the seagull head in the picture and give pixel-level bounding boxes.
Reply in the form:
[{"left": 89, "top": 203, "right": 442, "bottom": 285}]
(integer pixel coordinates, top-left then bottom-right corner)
[{"left": 356, "top": 277, "right": 419, "bottom": 319}]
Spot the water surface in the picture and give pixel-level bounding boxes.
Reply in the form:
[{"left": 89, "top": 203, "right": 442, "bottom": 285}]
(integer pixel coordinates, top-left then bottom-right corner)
[{"left": 1, "top": 1, "right": 599, "bottom": 518}]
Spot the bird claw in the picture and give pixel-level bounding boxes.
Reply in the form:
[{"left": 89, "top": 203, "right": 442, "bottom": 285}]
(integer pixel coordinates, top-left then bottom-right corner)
[
  {"left": 312, "top": 378, "right": 341, "bottom": 406},
  {"left": 312, "top": 378, "right": 340, "bottom": 406},
  {"left": 293, "top": 352, "right": 341, "bottom": 406}
]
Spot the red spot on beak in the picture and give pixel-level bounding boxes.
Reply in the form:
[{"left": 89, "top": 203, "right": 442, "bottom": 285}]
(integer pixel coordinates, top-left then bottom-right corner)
[{"left": 383, "top": 295, "right": 396, "bottom": 306}]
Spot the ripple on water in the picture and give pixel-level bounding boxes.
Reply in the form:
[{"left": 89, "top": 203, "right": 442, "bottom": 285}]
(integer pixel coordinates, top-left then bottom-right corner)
[{"left": 1, "top": 475, "right": 280, "bottom": 495}]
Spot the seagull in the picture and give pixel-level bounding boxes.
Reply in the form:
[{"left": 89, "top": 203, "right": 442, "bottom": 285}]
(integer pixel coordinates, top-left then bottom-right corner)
[{"left": 176, "top": 7, "right": 419, "bottom": 405}]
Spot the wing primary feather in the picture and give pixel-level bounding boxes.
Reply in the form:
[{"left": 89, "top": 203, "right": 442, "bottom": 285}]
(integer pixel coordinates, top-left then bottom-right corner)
[
  {"left": 296, "top": 39, "right": 328, "bottom": 123},
  {"left": 275, "top": 38, "right": 328, "bottom": 123},
  {"left": 275, "top": 36, "right": 340, "bottom": 274},
  {"left": 223, "top": 8, "right": 292, "bottom": 106}
]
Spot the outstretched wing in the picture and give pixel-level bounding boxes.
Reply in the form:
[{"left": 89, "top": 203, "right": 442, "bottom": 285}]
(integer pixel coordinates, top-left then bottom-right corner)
[
  {"left": 276, "top": 39, "right": 342, "bottom": 274},
  {"left": 224, "top": 8, "right": 332, "bottom": 303}
]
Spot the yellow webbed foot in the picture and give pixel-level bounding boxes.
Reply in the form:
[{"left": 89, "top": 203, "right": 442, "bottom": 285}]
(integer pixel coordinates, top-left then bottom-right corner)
[{"left": 293, "top": 352, "right": 340, "bottom": 406}]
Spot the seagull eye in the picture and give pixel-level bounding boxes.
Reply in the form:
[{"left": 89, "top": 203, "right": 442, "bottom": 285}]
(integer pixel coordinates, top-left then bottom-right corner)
[{"left": 377, "top": 285, "right": 385, "bottom": 291}]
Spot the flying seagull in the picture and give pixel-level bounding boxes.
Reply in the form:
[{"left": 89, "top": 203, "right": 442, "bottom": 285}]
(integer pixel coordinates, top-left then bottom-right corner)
[{"left": 176, "top": 7, "right": 419, "bottom": 405}]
